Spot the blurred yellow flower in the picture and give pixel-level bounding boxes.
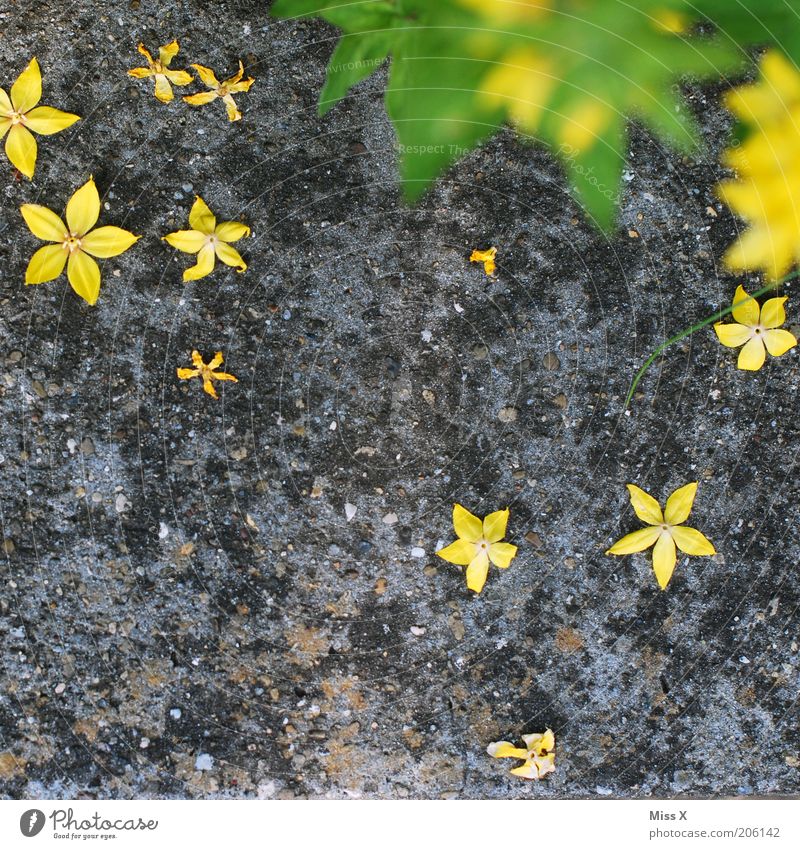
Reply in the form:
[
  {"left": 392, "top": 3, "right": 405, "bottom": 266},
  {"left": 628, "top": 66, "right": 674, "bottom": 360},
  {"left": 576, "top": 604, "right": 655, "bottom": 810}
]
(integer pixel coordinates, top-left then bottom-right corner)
[
  {"left": 606, "top": 483, "right": 715, "bottom": 590},
  {"left": 0, "top": 57, "right": 79, "bottom": 179},
  {"left": 177, "top": 350, "right": 238, "bottom": 399},
  {"left": 437, "top": 503, "right": 517, "bottom": 593},
  {"left": 459, "top": 0, "right": 552, "bottom": 23},
  {"left": 718, "top": 51, "right": 800, "bottom": 280},
  {"left": 21, "top": 176, "right": 139, "bottom": 305},
  {"left": 487, "top": 729, "right": 555, "bottom": 780},
  {"left": 470, "top": 246, "right": 497, "bottom": 276},
  {"left": 479, "top": 48, "right": 555, "bottom": 134},
  {"left": 184, "top": 62, "right": 255, "bottom": 122},
  {"left": 128, "top": 41, "right": 193, "bottom": 103},
  {"left": 163, "top": 196, "right": 250, "bottom": 281},
  {"left": 714, "top": 284, "right": 797, "bottom": 370}
]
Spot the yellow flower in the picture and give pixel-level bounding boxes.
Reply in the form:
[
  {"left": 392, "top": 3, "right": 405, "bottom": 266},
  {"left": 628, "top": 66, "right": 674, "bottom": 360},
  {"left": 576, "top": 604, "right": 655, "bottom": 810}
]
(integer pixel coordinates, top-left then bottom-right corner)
[
  {"left": 458, "top": 0, "right": 552, "bottom": 24},
  {"left": 437, "top": 504, "right": 518, "bottom": 593},
  {"left": 714, "top": 284, "right": 797, "bottom": 370},
  {"left": 183, "top": 62, "right": 255, "bottom": 122},
  {"left": 717, "top": 51, "right": 800, "bottom": 280},
  {"left": 177, "top": 350, "right": 238, "bottom": 399},
  {"left": 478, "top": 48, "right": 555, "bottom": 134},
  {"left": 0, "top": 57, "right": 80, "bottom": 179},
  {"left": 128, "top": 41, "right": 193, "bottom": 104},
  {"left": 163, "top": 196, "right": 250, "bottom": 281},
  {"left": 606, "top": 483, "right": 715, "bottom": 590},
  {"left": 487, "top": 729, "right": 555, "bottom": 780},
  {"left": 20, "top": 177, "right": 140, "bottom": 306},
  {"left": 470, "top": 246, "right": 497, "bottom": 276}
]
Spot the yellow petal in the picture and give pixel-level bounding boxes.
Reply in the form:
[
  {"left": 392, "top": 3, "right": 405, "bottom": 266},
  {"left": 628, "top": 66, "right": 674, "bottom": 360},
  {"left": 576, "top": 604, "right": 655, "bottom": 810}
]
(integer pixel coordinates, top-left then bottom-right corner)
[
  {"left": 436, "top": 539, "right": 476, "bottom": 566},
  {"left": 224, "top": 62, "right": 245, "bottom": 87},
  {"left": 5, "top": 123, "right": 37, "bottom": 178},
  {"left": 177, "top": 367, "right": 200, "bottom": 379},
  {"left": 605, "top": 525, "right": 660, "bottom": 555},
  {"left": 466, "top": 550, "right": 490, "bottom": 593},
  {"left": 67, "top": 250, "right": 101, "bottom": 305},
  {"left": 488, "top": 541, "right": 517, "bottom": 569},
  {"left": 558, "top": 98, "right": 612, "bottom": 151},
  {"left": 66, "top": 177, "right": 100, "bottom": 236},
  {"left": 214, "top": 241, "right": 247, "bottom": 272},
  {"left": 670, "top": 526, "right": 716, "bottom": 556},
  {"left": 191, "top": 350, "right": 204, "bottom": 368},
  {"left": 453, "top": 503, "right": 482, "bottom": 542},
  {"left": 23, "top": 105, "right": 80, "bottom": 135},
  {"left": 127, "top": 67, "right": 153, "bottom": 79},
  {"left": 0, "top": 87, "right": 12, "bottom": 115},
  {"left": 158, "top": 40, "right": 180, "bottom": 66},
  {"left": 228, "top": 76, "right": 255, "bottom": 94},
  {"left": 763, "top": 328, "right": 797, "bottom": 357},
  {"left": 80, "top": 226, "right": 140, "bottom": 258},
  {"left": 714, "top": 322, "right": 752, "bottom": 348},
  {"left": 760, "top": 50, "right": 800, "bottom": 103},
  {"left": 737, "top": 335, "right": 766, "bottom": 370},
  {"left": 625, "top": 484, "right": 663, "bottom": 525},
  {"left": 25, "top": 243, "right": 67, "bottom": 284},
  {"left": 731, "top": 284, "right": 760, "bottom": 326},
  {"left": 183, "top": 243, "right": 216, "bottom": 281},
  {"left": 212, "top": 371, "right": 238, "bottom": 383},
  {"left": 189, "top": 196, "right": 216, "bottom": 234},
  {"left": 0, "top": 117, "right": 10, "bottom": 141},
  {"left": 215, "top": 221, "right": 250, "bottom": 242},
  {"left": 203, "top": 378, "right": 219, "bottom": 399},
  {"left": 483, "top": 508, "right": 509, "bottom": 543},
  {"left": 523, "top": 729, "right": 555, "bottom": 754},
  {"left": 154, "top": 74, "right": 173, "bottom": 103},
  {"left": 207, "top": 352, "right": 224, "bottom": 370},
  {"left": 664, "top": 481, "right": 698, "bottom": 526},
  {"left": 136, "top": 43, "right": 155, "bottom": 65},
  {"left": 163, "top": 229, "right": 207, "bottom": 253},
  {"left": 11, "top": 57, "right": 42, "bottom": 113},
  {"left": 191, "top": 63, "right": 220, "bottom": 89},
  {"left": 164, "top": 69, "right": 193, "bottom": 86},
  {"left": 760, "top": 296, "right": 787, "bottom": 329},
  {"left": 222, "top": 93, "right": 241, "bottom": 122},
  {"left": 183, "top": 91, "right": 218, "bottom": 107},
  {"left": 486, "top": 741, "right": 528, "bottom": 759},
  {"left": 20, "top": 203, "right": 67, "bottom": 241},
  {"left": 652, "top": 532, "right": 677, "bottom": 590}
]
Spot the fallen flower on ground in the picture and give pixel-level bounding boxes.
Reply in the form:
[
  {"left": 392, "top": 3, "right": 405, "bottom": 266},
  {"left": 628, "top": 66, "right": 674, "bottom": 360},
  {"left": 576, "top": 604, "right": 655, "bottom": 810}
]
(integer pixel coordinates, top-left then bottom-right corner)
[
  {"left": 718, "top": 51, "right": 800, "bottom": 280},
  {"left": 714, "top": 284, "right": 796, "bottom": 370},
  {"left": 1, "top": 57, "right": 80, "bottom": 178},
  {"left": 470, "top": 246, "right": 497, "bottom": 276},
  {"left": 606, "top": 482, "right": 715, "bottom": 590},
  {"left": 177, "top": 350, "right": 238, "bottom": 399},
  {"left": 487, "top": 729, "right": 555, "bottom": 780},
  {"left": 437, "top": 503, "right": 517, "bottom": 593},
  {"left": 21, "top": 176, "right": 139, "bottom": 305},
  {"left": 184, "top": 62, "right": 255, "bottom": 122},
  {"left": 163, "top": 196, "right": 250, "bottom": 281},
  {"left": 128, "top": 41, "right": 193, "bottom": 103}
]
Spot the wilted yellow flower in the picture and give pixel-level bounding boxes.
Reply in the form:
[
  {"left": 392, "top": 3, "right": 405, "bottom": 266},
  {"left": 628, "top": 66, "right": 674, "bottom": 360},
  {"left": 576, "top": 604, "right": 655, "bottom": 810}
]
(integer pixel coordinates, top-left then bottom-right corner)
[
  {"left": 437, "top": 503, "right": 517, "bottom": 593},
  {"left": 0, "top": 57, "right": 79, "bottom": 179},
  {"left": 21, "top": 177, "right": 140, "bottom": 305},
  {"left": 163, "top": 196, "right": 250, "bottom": 281},
  {"left": 714, "top": 284, "right": 796, "bottom": 370},
  {"left": 718, "top": 51, "right": 800, "bottom": 280},
  {"left": 128, "top": 41, "right": 193, "bottom": 103},
  {"left": 606, "top": 483, "right": 715, "bottom": 590},
  {"left": 470, "top": 246, "right": 497, "bottom": 276},
  {"left": 177, "top": 350, "right": 238, "bottom": 399},
  {"left": 184, "top": 62, "right": 254, "bottom": 122},
  {"left": 487, "top": 729, "right": 555, "bottom": 780}
]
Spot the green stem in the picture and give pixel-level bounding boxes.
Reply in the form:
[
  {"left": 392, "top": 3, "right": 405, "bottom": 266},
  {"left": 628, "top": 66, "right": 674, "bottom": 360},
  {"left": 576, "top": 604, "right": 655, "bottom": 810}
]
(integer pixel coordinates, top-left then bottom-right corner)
[{"left": 624, "top": 270, "right": 800, "bottom": 410}]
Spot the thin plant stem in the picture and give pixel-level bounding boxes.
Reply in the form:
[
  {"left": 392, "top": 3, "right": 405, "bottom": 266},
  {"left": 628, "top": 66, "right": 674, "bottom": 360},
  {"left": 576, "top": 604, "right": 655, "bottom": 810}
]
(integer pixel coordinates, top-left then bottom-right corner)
[{"left": 624, "top": 270, "right": 800, "bottom": 410}]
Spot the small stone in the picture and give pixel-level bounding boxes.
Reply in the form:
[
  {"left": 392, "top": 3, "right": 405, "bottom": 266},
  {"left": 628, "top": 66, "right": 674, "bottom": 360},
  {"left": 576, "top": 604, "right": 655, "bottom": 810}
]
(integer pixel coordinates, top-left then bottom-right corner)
[
  {"left": 543, "top": 353, "right": 560, "bottom": 371},
  {"left": 2, "top": 539, "right": 14, "bottom": 555},
  {"left": 410, "top": 547, "right": 425, "bottom": 558},
  {"left": 472, "top": 343, "right": 488, "bottom": 360},
  {"left": 374, "top": 577, "right": 387, "bottom": 595},
  {"left": 54, "top": 683, "right": 66, "bottom": 695},
  {"left": 382, "top": 513, "right": 398, "bottom": 525},
  {"left": 80, "top": 437, "right": 95, "bottom": 456},
  {"left": 498, "top": 406, "right": 518, "bottom": 422},
  {"left": 410, "top": 626, "right": 426, "bottom": 636},
  {"left": 525, "top": 531, "right": 542, "bottom": 547},
  {"left": 553, "top": 393, "right": 568, "bottom": 409},
  {"left": 345, "top": 503, "right": 357, "bottom": 522},
  {"left": 115, "top": 493, "right": 131, "bottom": 513},
  {"left": 195, "top": 753, "right": 214, "bottom": 771},
  {"left": 422, "top": 389, "right": 435, "bottom": 406},
  {"left": 139, "top": 737, "right": 150, "bottom": 749}
]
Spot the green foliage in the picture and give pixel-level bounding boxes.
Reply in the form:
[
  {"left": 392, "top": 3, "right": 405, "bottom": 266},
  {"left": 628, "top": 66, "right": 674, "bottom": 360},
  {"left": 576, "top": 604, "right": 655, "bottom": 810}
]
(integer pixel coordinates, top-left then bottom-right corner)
[{"left": 270, "top": 0, "right": 800, "bottom": 229}]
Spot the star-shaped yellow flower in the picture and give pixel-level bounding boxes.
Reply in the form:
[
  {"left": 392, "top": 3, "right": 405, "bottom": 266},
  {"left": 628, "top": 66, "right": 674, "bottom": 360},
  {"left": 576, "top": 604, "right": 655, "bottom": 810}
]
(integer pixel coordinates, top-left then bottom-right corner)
[
  {"left": 163, "top": 196, "right": 250, "bottom": 281},
  {"left": 487, "top": 729, "right": 555, "bottom": 780},
  {"left": 183, "top": 62, "right": 255, "bottom": 122},
  {"left": 177, "top": 350, "right": 238, "bottom": 399},
  {"left": 470, "top": 246, "right": 497, "bottom": 276},
  {"left": 21, "top": 176, "right": 140, "bottom": 306},
  {"left": 0, "top": 57, "right": 80, "bottom": 179},
  {"left": 714, "top": 284, "right": 797, "bottom": 370},
  {"left": 128, "top": 41, "right": 193, "bottom": 103},
  {"left": 717, "top": 51, "right": 800, "bottom": 280},
  {"left": 437, "top": 504, "right": 517, "bottom": 593},
  {"left": 606, "top": 483, "right": 715, "bottom": 590}
]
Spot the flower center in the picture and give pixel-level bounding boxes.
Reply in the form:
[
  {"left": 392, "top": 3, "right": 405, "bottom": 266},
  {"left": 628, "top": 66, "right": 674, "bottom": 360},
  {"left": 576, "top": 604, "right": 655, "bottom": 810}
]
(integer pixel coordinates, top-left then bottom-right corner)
[
  {"left": 9, "top": 111, "right": 25, "bottom": 126},
  {"left": 478, "top": 539, "right": 489, "bottom": 550},
  {"left": 63, "top": 233, "right": 82, "bottom": 253}
]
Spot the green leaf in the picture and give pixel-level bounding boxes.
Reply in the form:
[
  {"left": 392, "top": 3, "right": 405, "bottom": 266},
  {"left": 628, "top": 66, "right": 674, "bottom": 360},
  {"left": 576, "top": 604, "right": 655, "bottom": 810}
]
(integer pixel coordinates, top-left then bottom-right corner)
[{"left": 319, "top": 32, "right": 392, "bottom": 115}]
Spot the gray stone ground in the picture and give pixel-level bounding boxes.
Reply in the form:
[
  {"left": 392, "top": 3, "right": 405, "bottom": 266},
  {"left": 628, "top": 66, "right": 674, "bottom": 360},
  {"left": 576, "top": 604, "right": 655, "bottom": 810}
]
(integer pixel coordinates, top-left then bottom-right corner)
[{"left": 0, "top": 1, "right": 798, "bottom": 799}]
